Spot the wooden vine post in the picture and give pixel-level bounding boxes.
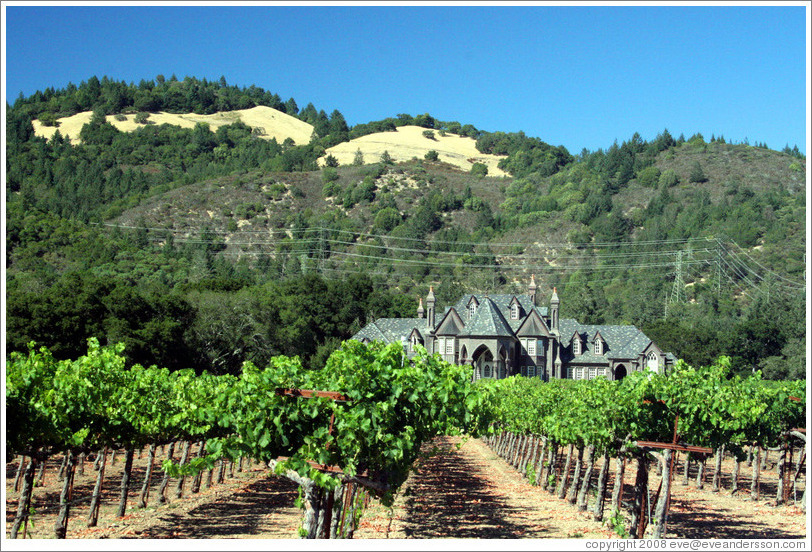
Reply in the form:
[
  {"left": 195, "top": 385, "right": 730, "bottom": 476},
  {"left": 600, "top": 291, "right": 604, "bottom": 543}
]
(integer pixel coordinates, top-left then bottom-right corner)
[{"left": 635, "top": 415, "right": 712, "bottom": 539}]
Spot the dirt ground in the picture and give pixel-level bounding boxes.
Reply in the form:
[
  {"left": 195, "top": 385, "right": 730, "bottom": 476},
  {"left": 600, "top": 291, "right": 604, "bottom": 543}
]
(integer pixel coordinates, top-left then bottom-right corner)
[{"left": 5, "top": 436, "right": 807, "bottom": 540}]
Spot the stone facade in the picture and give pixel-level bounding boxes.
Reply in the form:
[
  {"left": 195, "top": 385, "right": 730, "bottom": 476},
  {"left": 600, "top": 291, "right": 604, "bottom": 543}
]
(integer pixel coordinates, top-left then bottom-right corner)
[{"left": 351, "top": 277, "right": 676, "bottom": 381}]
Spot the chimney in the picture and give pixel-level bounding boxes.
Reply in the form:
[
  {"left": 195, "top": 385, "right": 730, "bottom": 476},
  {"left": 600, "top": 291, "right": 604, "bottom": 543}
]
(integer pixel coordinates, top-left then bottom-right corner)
[
  {"left": 417, "top": 297, "right": 424, "bottom": 319},
  {"left": 426, "top": 286, "right": 436, "bottom": 329}
]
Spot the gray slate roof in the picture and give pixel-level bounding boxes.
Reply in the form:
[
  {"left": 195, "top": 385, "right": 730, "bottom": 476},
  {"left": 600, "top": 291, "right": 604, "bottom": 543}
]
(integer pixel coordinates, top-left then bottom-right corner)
[
  {"left": 353, "top": 292, "right": 554, "bottom": 343},
  {"left": 460, "top": 297, "right": 515, "bottom": 337},
  {"left": 453, "top": 293, "right": 547, "bottom": 331},
  {"left": 559, "top": 319, "right": 654, "bottom": 362},
  {"left": 353, "top": 318, "right": 425, "bottom": 344}
]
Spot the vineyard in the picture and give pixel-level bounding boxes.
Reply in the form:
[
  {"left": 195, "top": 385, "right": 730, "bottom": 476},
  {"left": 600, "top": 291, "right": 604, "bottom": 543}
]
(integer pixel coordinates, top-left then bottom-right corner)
[{"left": 4, "top": 339, "right": 807, "bottom": 539}]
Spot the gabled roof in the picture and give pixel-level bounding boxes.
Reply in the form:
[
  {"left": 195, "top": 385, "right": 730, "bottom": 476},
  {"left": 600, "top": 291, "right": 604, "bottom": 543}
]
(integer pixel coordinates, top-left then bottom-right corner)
[
  {"left": 435, "top": 308, "right": 466, "bottom": 336},
  {"left": 516, "top": 308, "right": 553, "bottom": 337},
  {"left": 460, "top": 297, "right": 515, "bottom": 337},
  {"left": 408, "top": 327, "right": 424, "bottom": 342},
  {"left": 454, "top": 293, "right": 537, "bottom": 331}
]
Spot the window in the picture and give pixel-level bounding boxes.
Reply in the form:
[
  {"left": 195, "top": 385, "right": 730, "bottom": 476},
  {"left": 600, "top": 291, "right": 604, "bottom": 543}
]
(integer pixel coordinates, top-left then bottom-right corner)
[
  {"left": 598, "top": 367, "right": 607, "bottom": 378},
  {"left": 588, "top": 367, "right": 597, "bottom": 380},
  {"left": 484, "top": 365, "right": 492, "bottom": 378},
  {"left": 527, "top": 365, "right": 536, "bottom": 378},
  {"left": 573, "top": 338, "right": 581, "bottom": 355},
  {"left": 647, "top": 351, "right": 659, "bottom": 372},
  {"left": 595, "top": 340, "right": 603, "bottom": 355},
  {"left": 469, "top": 301, "right": 477, "bottom": 319},
  {"left": 528, "top": 340, "right": 536, "bottom": 356},
  {"left": 568, "top": 366, "right": 585, "bottom": 380},
  {"left": 445, "top": 338, "right": 455, "bottom": 355},
  {"left": 511, "top": 303, "right": 519, "bottom": 319}
]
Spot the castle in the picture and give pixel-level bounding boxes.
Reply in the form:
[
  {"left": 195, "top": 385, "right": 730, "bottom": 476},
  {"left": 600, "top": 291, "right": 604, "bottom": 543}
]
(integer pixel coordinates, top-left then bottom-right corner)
[{"left": 351, "top": 276, "right": 676, "bottom": 381}]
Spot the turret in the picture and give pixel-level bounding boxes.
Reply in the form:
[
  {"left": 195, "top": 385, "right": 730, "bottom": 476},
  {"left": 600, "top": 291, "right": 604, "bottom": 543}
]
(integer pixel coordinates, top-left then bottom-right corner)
[
  {"left": 529, "top": 274, "right": 537, "bottom": 306},
  {"left": 550, "top": 287, "right": 560, "bottom": 335},
  {"left": 426, "top": 286, "right": 436, "bottom": 329},
  {"left": 417, "top": 297, "right": 424, "bottom": 319}
]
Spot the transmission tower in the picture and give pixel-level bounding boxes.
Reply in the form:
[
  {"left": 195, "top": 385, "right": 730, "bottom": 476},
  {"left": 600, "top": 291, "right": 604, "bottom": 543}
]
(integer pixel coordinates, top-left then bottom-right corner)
[{"left": 669, "top": 250, "right": 685, "bottom": 306}]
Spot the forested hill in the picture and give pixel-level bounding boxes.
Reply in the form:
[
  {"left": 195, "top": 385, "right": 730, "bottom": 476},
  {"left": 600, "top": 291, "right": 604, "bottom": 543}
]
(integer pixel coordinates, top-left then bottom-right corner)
[{"left": 5, "top": 75, "right": 807, "bottom": 379}]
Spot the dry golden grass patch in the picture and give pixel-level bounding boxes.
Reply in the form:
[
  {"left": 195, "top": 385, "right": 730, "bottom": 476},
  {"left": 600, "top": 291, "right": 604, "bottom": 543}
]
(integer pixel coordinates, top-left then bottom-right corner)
[
  {"left": 32, "top": 106, "right": 314, "bottom": 146},
  {"left": 321, "top": 125, "right": 509, "bottom": 177}
]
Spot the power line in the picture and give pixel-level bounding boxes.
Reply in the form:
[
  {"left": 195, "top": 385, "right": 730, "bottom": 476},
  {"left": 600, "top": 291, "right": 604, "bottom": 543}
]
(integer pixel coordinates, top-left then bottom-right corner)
[
  {"left": 99, "top": 221, "right": 803, "bottom": 295},
  {"left": 726, "top": 240, "right": 806, "bottom": 288}
]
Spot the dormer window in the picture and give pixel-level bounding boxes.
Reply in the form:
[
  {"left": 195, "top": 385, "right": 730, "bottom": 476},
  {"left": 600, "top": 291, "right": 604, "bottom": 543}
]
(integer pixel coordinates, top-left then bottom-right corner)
[
  {"left": 410, "top": 334, "right": 421, "bottom": 352},
  {"left": 511, "top": 303, "right": 519, "bottom": 319},
  {"left": 595, "top": 340, "right": 603, "bottom": 355},
  {"left": 573, "top": 338, "right": 581, "bottom": 355},
  {"left": 468, "top": 298, "right": 478, "bottom": 320}
]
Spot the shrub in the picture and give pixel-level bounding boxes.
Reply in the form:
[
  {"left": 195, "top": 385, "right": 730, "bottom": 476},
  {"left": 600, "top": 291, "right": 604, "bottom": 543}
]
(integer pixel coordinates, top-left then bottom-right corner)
[
  {"left": 373, "top": 207, "right": 402, "bottom": 232},
  {"left": 265, "top": 183, "right": 287, "bottom": 201},
  {"left": 424, "top": 150, "right": 439, "bottom": 162},
  {"left": 658, "top": 169, "right": 680, "bottom": 188},
  {"left": 637, "top": 165, "right": 661, "bottom": 188},
  {"left": 322, "top": 181, "right": 342, "bottom": 198},
  {"left": 422, "top": 130, "right": 436, "bottom": 140},
  {"left": 322, "top": 167, "right": 339, "bottom": 183},
  {"left": 689, "top": 161, "right": 708, "bottom": 183},
  {"left": 134, "top": 112, "right": 151, "bottom": 124},
  {"left": 470, "top": 163, "right": 488, "bottom": 177}
]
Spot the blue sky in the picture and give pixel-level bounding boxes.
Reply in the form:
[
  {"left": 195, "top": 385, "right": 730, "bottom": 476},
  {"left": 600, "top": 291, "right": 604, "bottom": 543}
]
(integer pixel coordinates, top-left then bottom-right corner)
[{"left": 3, "top": 3, "right": 809, "bottom": 154}]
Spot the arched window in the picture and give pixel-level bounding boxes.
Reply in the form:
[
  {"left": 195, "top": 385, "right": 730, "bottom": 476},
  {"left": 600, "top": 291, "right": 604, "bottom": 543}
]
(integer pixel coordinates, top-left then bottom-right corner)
[
  {"left": 647, "top": 351, "right": 659, "bottom": 372},
  {"left": 511, "top": 303, "right": 519, "bottom": 319},
  {"left": 469, "top": 303, "right": 477, "bottom": 319}
]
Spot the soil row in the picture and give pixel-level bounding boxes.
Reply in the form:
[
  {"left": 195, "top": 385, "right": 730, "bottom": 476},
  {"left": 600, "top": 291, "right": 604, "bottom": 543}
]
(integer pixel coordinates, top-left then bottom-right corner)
[{"left": 5, "top": 436, "right": 807, "bottom": 539}]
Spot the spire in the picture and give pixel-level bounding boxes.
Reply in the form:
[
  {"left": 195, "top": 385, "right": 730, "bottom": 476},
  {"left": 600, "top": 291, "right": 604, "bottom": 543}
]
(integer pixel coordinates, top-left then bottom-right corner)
[{"left": 417, "top": 297, "right": 424, "bottom": 318}]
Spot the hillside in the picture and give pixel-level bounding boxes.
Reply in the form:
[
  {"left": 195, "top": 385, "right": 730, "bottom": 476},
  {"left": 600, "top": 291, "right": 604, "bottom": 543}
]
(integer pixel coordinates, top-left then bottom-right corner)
[
  {"left": 32, "top": 105, "right": 315, "bottom": 146},
  {"left": 319, "top": 125, "right": 510, "bottom": 176},
  {"left": 5, "top": 76, "right": 806, "bottom": 379}
]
